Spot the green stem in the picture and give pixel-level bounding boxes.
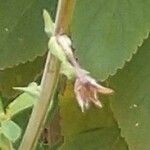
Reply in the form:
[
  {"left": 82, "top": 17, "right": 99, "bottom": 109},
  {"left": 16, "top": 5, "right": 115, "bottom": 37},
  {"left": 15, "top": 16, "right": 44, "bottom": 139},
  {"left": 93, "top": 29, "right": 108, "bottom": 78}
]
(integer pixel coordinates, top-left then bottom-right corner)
[{"left": 18, "top": 0, "right": 76, "bottom": 150}]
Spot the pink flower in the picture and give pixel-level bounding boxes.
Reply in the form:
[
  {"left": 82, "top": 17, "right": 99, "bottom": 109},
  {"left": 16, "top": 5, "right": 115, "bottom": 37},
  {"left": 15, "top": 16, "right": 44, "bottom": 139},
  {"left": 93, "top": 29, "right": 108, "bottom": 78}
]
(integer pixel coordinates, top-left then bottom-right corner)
[{"left": 74, "top": 72, "right": 113, "bottom": 112}]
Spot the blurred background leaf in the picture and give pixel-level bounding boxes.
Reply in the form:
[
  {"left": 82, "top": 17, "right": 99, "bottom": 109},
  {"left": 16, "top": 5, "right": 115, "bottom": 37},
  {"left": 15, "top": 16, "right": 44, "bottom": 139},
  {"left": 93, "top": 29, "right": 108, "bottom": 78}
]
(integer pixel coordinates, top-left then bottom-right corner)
[
  {"left": 0, "top": 0, "right": 57, "bottom": 69},
  {"left": 109, "top": 36, "right": 150, "bottom": 150},
  {"left": 71, "top": 0, "right": 150, "bottom": 80},
  {"left": 60, "top": 127, "right": 128, "bottom": 150}
]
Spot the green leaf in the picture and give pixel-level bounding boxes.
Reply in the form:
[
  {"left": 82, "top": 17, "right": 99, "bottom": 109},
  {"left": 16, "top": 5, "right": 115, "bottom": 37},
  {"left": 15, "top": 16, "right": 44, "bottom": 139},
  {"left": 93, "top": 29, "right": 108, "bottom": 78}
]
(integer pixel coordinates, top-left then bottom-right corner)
[
  {"left": 6, "top": 92, "right": 37, "bottom": 117},
  {"left": 0, "top": 56, "right": 44, "bottom": 102},
  {"left": 1, "top": 120, "right": 21, "bottom": 143},
  {"left": 0, "top": 0, "right": 57, "bottom": 69},
  {"left": 109, "top": 37, "right": 150, "bottom": 149},
  {"left": 0, "top": 133, "right": 14, "bottom": 150},
  {"left": 60, "top": 127, "right": 128, "bottom": 150},
  {"left": 71, "top": 0, "right": 150, "bottom": 80}
]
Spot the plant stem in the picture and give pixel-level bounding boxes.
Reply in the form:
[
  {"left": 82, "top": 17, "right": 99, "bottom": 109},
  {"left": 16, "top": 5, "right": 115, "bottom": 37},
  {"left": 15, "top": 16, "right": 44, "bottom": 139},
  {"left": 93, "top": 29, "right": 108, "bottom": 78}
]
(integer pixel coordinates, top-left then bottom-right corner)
[{"left": 18, "top": 0, "right": 76, "bottom": 150}]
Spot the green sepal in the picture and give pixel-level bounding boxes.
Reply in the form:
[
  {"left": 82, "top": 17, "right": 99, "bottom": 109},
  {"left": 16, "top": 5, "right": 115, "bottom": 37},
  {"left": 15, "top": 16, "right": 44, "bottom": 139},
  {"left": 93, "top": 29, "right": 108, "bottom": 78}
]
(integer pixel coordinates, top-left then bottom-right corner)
[
  {"left": 61, "top": 62, "right": 76, "bottom": 80},
  {"left": 43, "top": 9, "right": 54, "bottom": 38},
  {"left": 48, "top": 36, "right": 76, "bottom": 79},
  {"left": 48, "top": 36, "right": 67, "bottom": 62},
  {"left": 13, "top": 82, "right": 41, "bottom": 98}
]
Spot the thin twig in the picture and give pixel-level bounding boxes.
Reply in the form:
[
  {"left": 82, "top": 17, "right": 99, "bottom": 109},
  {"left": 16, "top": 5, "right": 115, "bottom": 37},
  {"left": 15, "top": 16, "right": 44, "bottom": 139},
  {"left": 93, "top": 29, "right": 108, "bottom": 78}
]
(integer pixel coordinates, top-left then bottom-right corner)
[{"left": 18, "top": 0, "right": 76, "bottom": 150}]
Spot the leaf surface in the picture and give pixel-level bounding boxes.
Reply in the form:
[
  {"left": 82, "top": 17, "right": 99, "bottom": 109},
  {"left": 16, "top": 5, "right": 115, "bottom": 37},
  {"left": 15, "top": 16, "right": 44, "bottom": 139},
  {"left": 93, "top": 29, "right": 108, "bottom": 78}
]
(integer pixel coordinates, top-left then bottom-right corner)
[
  {"left": 110, "top": 37, "right": 150, "bottom": 150},
  {"left": 0, "top": 0, "right": 56, "bottom": 69},
  {"left": 7, "top": 92, "right": 37, "bottom": 117},
  {"left": 1, "top": 120, "right": 21, "bottom": 142},
  {"left": 60, "top": 127, "right": 128, "bottom": 150},
  {"left": 71, "top": 0, "right": 150, "bottom": 80}
]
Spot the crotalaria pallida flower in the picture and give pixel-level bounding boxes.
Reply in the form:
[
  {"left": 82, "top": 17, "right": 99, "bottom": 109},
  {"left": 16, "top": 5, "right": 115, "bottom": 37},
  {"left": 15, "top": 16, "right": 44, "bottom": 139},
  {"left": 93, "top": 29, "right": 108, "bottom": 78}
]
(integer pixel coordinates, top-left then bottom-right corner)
[
  {"left": 74, "top": 71, "right": 114, "bottom": 112},
  {"left": 57, "top": 34, "right": 114, "bottom": 112}
]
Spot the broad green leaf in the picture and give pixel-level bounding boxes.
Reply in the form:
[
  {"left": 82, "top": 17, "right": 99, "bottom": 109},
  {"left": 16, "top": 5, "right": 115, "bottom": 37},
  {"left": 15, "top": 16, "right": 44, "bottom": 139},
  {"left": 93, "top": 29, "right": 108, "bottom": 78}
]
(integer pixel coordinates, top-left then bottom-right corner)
[
  {"left": 0, "top": 0, "right": 57, "bottom": 69},
  {"left": 0, "top": 56, "right": 44, "bottom": 102},
  {"left": 6, "top": 92, "right": 37, "bottom": 117},
  {"left": 71, "top": 0, "right": 150, "bottom": 80},
  {"left": 109, "top": 37, "right": 150, "bottom": 150},
  {"left": 0, "top": 133, "right": 14, "bottom": 150},
  {"left": 60, "top": 127, "right": 128, "bottom": 150},
  {"left": 60, "top": 84, "right": 116, "bottom": 137},
  {"left": 1, "top": 120, "right": 21, "bottom": 143}
]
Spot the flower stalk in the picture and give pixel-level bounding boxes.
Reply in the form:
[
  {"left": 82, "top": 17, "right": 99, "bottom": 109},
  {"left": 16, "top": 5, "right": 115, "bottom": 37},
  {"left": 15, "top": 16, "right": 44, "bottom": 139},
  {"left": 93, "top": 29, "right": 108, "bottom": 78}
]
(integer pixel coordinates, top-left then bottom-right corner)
[{"left": 18, "top": 0, "right": 76, "bottom": 149}]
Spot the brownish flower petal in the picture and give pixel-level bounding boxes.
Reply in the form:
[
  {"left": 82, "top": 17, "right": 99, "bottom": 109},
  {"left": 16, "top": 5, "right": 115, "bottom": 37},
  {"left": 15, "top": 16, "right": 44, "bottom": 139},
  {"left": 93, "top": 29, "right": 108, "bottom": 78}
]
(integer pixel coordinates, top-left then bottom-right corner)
[{"left": 74, "top": 74, "right": 114, "bottom": 112}]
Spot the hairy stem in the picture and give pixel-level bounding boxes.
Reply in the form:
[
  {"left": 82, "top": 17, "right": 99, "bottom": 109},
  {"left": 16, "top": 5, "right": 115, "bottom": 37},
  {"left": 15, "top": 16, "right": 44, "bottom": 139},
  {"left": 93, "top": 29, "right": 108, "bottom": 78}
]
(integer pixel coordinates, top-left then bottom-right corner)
[{"left": 18, "top": 0, "right": 76, "bottom": 150}]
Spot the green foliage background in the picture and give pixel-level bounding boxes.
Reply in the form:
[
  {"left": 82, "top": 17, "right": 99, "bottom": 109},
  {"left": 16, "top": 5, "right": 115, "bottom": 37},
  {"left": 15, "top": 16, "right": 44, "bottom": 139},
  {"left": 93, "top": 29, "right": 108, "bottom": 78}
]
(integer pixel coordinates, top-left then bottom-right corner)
[{"left": 0, "top": 0, "right": 150, "bottom": 149}]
